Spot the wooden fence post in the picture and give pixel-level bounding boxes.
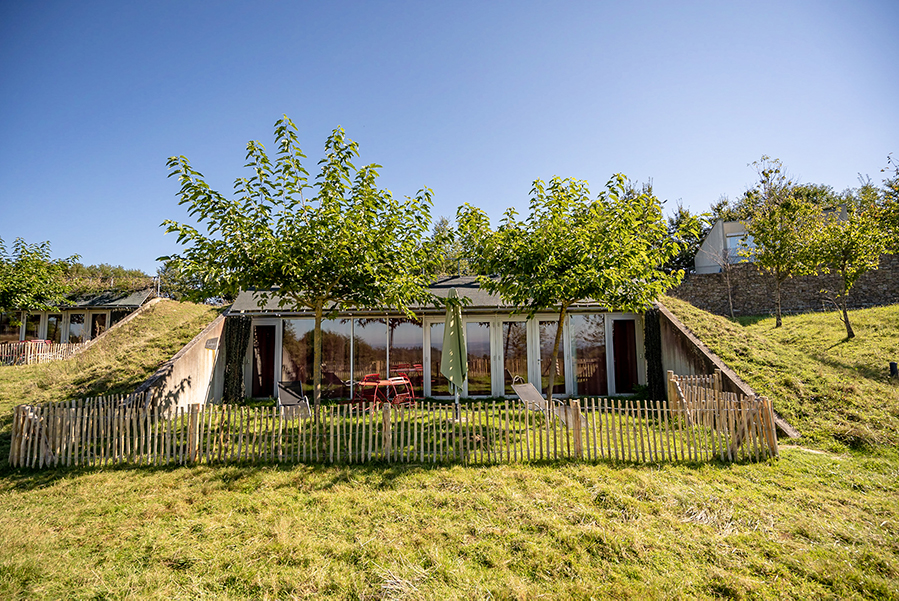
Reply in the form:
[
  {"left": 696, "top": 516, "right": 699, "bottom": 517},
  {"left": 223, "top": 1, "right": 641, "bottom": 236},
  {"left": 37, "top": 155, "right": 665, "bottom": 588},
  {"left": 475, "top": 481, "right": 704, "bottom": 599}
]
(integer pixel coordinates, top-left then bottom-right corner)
[
  {"left": 570, "top": 400, "right": 583, "bottom": 459},
  {"left": 190, "top": 404, "right": 201, "bottom": 463},
  {"left": 382, "top": 404, "right": 392, "bottom": 462}
]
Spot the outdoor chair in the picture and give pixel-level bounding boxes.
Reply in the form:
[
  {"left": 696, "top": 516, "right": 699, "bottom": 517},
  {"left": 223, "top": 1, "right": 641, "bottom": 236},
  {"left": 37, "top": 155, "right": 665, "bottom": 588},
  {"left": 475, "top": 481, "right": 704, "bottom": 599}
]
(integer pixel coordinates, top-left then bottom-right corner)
[
  {"left": 277, "top": 381, "right": 311, "bottom": 419},
  {"left": 511, "top": 381, "right": 586, "bottom": 430}
]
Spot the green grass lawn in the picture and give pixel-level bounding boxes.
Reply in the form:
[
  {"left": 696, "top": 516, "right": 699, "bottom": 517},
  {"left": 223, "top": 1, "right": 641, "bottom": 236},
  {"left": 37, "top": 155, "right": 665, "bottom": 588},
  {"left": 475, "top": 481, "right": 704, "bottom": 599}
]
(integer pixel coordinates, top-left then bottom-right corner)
[
  {"left": 1, "top": 300, "right": 898, "bottom": 599},
  {"left": 660, "top": 298, "right": 899, "bottom": 452}
]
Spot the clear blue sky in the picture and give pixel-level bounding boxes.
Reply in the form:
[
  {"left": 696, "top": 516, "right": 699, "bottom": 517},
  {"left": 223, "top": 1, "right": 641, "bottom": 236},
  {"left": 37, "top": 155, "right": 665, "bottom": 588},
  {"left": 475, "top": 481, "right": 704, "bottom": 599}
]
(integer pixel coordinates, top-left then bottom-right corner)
[{"left": 1, "top": 0, "right": 896, "bottom": 274}]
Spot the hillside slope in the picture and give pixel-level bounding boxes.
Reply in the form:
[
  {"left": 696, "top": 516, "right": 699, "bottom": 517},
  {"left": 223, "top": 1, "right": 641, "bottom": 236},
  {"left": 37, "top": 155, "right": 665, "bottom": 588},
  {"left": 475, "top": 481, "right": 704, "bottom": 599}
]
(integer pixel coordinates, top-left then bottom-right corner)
[
  {"left": 0, "top": 301, "right": 220, "bottom": 439},
  {"left": 662, "top": 296, "right": 899, "bottom": 450}
]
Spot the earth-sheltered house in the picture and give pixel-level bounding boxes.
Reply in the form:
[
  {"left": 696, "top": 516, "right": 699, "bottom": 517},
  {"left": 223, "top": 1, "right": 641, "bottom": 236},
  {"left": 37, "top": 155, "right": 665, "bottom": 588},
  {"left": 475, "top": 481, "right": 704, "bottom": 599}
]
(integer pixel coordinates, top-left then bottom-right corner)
[
  {"left": 209, "top": 275, "right": 743, "bottom": 406},
  {"left": 0, "top": 289, "right": 155, "bottom": 344}
]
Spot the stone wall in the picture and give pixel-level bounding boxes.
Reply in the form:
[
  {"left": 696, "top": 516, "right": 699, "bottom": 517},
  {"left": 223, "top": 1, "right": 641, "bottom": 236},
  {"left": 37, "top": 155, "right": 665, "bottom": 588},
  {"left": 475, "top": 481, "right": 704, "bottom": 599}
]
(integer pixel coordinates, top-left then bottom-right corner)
[{"left": 669, "top": 254, "right": 899, "bottom": 317}]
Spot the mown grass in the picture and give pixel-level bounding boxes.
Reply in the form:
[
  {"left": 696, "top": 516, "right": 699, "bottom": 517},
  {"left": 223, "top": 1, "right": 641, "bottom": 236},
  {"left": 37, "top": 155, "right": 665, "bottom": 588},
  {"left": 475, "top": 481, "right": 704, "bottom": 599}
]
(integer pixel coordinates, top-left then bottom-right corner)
[
  {"left": 1, "top": 299, "right": 898, "bottom": 599},
  {"left": 0, "top": 450, "right": 896, "bottom": 599},
  {"left": 662, "top": 297, "right": 899, "bottom": 452}
]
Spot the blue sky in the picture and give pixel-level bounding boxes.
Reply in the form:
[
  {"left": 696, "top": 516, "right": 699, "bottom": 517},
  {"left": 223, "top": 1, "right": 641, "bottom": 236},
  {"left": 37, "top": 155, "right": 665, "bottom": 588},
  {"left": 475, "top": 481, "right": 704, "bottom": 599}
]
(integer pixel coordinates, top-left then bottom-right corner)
[{"left": 1, "top": 1, "right": 896, "bottom": 274}]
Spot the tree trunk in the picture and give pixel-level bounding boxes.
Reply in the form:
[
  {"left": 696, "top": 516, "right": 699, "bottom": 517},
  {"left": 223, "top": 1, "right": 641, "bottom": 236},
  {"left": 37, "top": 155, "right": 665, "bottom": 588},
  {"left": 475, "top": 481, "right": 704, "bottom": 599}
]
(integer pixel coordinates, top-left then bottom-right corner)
[
  {"left": 545, "top": 303, "right": 569, "bottom": 404},
  {"left": 313, "top": 299, "right": 323, "bottom": 415},
  {"left": 724, "top": 266, "right": 735, "bottom": 320},
  {"left": 774, "top": 279, "right": 783, "bottom": 328},
  {"left": 841, "top": 301, "right": 855, "bottom": 339},
  {"left": 839, "top": 274, "right": 855, "bottom": 339}
]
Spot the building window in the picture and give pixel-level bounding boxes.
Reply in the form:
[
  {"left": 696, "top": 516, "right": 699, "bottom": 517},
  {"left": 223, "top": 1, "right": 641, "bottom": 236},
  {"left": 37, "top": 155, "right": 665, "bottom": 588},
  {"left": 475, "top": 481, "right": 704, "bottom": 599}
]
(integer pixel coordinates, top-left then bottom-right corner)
[
  {"left": 281, "top": 318, "right": 352, "bottom": 400},
  {"left": 68, "top": 314, "right": 86, "bottom": 343},
  {"left": 466, "top": 321, "right": 491, "bottom": 396},
  {"left": 389, "top": 318, "right": 423, "bottom": 397},
  {"left": 539, "top": 320, "right": 566, "bottom": 396},
  {"left": 46, "top": 314, "right": 63, "bottom": 343},
  {"left": 571, "top": 314, "right": 607, "bottom": 396},
  {"left": 24, "top": 314, "right": 42, "bottom": 340},
  {"left": 0, "top": 312, "right": 21, "bottom": 342},
  {"left": 91, "top": 313, "right": 108, "bottom": 339},
  {"left": 428, "top": 322, "right": 451, "bottom": 397},
  {"left": 502, "top": 321, "right": 528, "bottom": 395},
  {"left": 354, "top": 318, "right": 388, "bottom": 384}
]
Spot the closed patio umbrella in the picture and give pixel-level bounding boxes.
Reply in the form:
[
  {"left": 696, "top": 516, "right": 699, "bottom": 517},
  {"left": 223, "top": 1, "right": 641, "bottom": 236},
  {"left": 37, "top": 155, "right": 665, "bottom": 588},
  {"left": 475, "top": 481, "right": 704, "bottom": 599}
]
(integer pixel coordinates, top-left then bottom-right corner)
[{"left": 440, "top": 288, "right": 467, "bottom": 417}]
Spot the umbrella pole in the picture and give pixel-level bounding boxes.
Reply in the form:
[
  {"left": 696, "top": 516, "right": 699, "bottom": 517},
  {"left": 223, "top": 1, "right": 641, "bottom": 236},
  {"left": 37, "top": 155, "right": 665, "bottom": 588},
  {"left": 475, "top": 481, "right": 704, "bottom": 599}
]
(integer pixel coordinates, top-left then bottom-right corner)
[{"left": 454, "top": 388, "right": 461, "bottom": 421}]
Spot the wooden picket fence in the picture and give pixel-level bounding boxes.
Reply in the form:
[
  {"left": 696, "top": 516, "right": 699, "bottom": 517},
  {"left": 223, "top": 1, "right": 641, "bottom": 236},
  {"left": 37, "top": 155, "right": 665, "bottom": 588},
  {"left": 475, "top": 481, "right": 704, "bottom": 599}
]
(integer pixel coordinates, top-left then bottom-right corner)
[
  {"left": 0, "top": 340, "right": 87, "bottom": 366},
  {"left": 9, "top": 379, "right": 777, "bottom": 469},
  {"left": 668, "top": 370, "right": 778, "bottom": 461}
]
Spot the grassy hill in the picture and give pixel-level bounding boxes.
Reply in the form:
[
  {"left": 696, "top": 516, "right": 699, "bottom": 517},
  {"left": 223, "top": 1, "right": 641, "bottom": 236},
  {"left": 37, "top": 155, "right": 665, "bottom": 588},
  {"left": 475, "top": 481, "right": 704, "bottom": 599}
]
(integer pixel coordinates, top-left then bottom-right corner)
[
  {"left": 661, "top": 297, "right": 899, "bottom": 451},
  {"left": 0, "top": 300, "right": 221, "bottom": 456},
  {"left": 0, "top": 300, "right": 896, "bottom": 599}
]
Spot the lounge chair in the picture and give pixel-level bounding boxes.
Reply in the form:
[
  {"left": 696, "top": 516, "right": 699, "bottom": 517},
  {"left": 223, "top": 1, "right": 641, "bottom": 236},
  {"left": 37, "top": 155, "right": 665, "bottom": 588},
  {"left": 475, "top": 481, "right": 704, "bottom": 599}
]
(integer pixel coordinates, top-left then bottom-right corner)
[
  {"left": 511, "top": 382, "right": 586, "bottom": 429},
  {"left": 277, "top": 381, "right": 311, "bottom": 419}
]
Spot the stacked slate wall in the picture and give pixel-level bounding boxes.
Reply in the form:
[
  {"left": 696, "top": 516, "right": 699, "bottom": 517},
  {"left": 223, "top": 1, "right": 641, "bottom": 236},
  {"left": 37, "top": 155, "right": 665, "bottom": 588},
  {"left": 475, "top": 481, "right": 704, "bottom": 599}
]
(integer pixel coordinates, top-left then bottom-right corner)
[{"left": 669, "top": 253, "right": 899, "bottom": 317}]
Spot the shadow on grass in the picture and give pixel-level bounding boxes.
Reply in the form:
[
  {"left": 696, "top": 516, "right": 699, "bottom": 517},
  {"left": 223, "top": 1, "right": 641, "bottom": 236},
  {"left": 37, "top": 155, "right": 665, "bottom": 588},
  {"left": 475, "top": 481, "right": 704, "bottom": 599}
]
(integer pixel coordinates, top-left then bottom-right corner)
[
  {"left": 1, "top": 450, "right": 757, "bottom": 493},
  {"left": 733, "top": 315, "right": 772, "bottom": 326}
]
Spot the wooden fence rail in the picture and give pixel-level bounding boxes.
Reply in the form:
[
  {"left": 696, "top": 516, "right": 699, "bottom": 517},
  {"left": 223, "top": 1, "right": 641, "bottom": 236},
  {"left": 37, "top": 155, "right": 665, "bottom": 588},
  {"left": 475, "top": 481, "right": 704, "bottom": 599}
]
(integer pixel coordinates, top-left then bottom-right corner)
[
  {"left": 668, "top": 370, "right": 778, "bottom": 460},
  {"left": 0, "top": 340, "right": 88, "bottom": 366},
  {"left": 10, "top": 386, "right": 777, "bottom": 469}
]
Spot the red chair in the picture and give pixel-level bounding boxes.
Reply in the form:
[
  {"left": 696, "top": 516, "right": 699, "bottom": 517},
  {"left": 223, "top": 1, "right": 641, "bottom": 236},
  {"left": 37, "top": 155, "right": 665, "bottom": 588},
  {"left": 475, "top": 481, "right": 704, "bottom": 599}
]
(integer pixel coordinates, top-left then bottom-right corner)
[{"left": 355, "top": 373, "right": 382, "bottom": 405}]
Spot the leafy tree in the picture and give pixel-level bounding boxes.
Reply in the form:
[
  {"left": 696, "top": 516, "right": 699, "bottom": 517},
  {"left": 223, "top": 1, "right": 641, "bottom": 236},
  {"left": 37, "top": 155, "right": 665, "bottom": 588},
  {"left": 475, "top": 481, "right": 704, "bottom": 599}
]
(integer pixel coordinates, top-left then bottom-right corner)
[
  {"left": 156, "top": 259, "right": 229, "bottom": 303},
  {"left": 65, "top": 263, "right": 154, "bottom": 296},
  {"left": 0, "top": 237, "right": 79, "bottom": 313},
  {"left": 429, "top": 216, "right": 473, "bottom": 276},
  {"left": 664, "top": 201, "right": 711, "bottom": 274},
  {"left": 710, "top": 194, "right": 748, "bottom": 223},
  {"left": 161, "top": 116, "right": 437, "bottom": 408},
  {"left": 741, "top": 157, "right": 818, "bottom": 328},
  {"left": 812, "top": 186, "right": 890, "bottom": 339},
  {"left": 880, "top": 154, "right": 899, "bottom": 253},
  {"left": 457, "top": 174, "right": 689, "bottom": 401}
]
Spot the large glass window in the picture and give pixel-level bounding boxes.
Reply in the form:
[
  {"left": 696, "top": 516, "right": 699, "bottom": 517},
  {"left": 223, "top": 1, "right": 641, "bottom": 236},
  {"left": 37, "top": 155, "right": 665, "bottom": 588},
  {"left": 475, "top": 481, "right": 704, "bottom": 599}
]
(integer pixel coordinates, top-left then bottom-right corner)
[
  {"left": 24, "top": 314, "right": 42, "bottom": 340},
  {"left": 354, "top": 318, "right": 387, "bottom": 384},
  {"left": 389, "top": 318, "right": 423, "bottom": 397},
  {"left": 68, "top": 314, "right": 86, "bottom": 343},
  {"left": 0, "top": 312, "right": 21, "bottom": 342},
  {"left": 539, "top": 320, "right": 566, "bottom": 396},
  {"left": 111, "top": 310, "right": 130, "bottom": 327},
  {"left": 466, "top": 321, "right": 491, "bottom": 396},
  {"left": 46, "top": 314, "right": 62, "bottom": 343},
  {"left": 282, "top": 318, "right": 352, "bottom": 399},
  {"left": 571, "top": 314, "right": 607, "bottom": 396},
  {"left": 91, "top": 313, "right": 108, "bottom": 339},
  {"left": 502, "top": 321, "right": 528, "bottom": 395},
  {"left": 428, "top": 322, "right": 451, "bottom": 397}
]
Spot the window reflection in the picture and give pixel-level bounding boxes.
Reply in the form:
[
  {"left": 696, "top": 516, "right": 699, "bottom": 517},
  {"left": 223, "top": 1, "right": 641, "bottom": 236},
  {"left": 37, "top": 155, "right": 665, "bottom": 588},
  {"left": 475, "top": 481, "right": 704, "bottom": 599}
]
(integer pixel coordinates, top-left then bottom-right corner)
[
  {"left": 466, "top": 321, "right": 491, "bottom": 396},
  {"left": 502, "top": 321, "right": 528, "bottom": 395},
  {"left": 91, "top": 314, "right": 107, "bottom": 339},
  {"left": 539, "top": 320, "right": 566, "bottom": 395},
  {"left": 354, "top": 318, "right": 387, "bottom": 384},
  {"left": 68, "top": 314, "right": 85, "bottom": 343},
  {"left": 429, "top": 322, "right": 450, "bottom": 396},
  {"left": 0, "top": 312, "right": 21, "bottom": 342},
  {"left": 389, "top": 318, "right": 423, "bottom": 397},
  {"left": 281, "top": 319, "right": 352, "bottom": 399},
  {"left": 24, "top": 314, "right": 41, "bottom": 340},
  {"left": 46, "top": 314, "right": 62, "bottom": 343},
  {"left": 571, "top": 314, "right": 607, "bottom": 396}
]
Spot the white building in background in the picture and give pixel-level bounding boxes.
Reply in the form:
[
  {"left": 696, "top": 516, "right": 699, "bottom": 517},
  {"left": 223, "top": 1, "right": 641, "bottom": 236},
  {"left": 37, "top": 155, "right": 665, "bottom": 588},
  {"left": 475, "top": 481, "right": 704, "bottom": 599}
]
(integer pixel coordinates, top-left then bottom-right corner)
[{"left": 694, "top": 220, "right": 755, "bottom": 274}]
